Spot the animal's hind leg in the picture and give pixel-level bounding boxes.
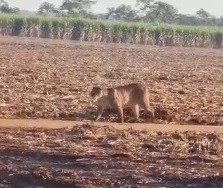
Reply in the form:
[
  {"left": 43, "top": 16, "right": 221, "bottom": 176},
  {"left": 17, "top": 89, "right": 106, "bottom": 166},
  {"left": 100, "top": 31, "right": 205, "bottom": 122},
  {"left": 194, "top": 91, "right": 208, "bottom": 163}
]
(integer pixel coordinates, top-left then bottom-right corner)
[
  {"left": 142, "top": 103, "right": 155, "bottom": 123},
  {"left": 132, "top": 105, "right": 139, "bottom": 122}
]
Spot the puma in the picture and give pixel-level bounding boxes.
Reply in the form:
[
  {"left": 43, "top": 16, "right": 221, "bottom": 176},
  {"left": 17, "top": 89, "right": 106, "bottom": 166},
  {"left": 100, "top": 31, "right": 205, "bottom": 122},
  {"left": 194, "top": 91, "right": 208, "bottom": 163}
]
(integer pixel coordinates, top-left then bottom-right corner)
[{"left": 90, "top": 83, "right": 154, "bottom": 123}]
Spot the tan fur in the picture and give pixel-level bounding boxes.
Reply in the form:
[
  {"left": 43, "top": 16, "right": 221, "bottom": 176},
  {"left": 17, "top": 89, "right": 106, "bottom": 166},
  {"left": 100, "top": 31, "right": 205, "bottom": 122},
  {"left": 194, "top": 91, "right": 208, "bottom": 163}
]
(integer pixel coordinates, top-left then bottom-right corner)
[{"left": 90, "top": 83, "right": 154, "bottom": 123}]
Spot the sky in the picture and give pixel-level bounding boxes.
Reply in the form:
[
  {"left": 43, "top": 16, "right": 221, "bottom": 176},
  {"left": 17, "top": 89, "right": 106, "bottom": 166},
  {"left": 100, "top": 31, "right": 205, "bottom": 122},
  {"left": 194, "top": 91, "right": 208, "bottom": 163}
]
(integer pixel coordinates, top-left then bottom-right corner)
[{"left": 4, "top": 0, "right": 223, "bottom": 17}]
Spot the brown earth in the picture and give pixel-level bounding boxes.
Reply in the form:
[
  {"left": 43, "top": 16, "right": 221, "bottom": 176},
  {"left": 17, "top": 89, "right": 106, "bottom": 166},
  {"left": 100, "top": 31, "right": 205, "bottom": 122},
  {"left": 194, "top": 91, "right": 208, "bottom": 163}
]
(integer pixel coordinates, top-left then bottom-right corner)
[
  {"left": 0, "top": 36, "right": 223, "bottom": 187},
  {"left": 0, "top": 119, "right": 223, "bottom": 133},
  {"left": 0, "top": 36, "right": 222, "bottom": 125},
  {"left": 0, "top": 124, "right": 222, "bottom": 187}
]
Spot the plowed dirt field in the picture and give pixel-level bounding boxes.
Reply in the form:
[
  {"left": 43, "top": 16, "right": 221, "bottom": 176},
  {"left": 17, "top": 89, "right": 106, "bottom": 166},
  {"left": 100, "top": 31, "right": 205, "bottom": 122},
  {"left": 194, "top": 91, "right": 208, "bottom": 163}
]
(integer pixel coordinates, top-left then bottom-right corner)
[
  {"left": 0, "top": 36, "right": 223, "bottom": 187},
  {"left": 0, "top": 36, "right": 222, "bottom": 125}
]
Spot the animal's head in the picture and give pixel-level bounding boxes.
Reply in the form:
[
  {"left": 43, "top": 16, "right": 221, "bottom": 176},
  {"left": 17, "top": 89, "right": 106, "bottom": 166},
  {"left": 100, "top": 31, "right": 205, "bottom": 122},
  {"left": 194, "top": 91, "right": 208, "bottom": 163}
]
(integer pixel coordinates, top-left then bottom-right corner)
[{"left": 90, "top": 86, "right": 103, "bottom": 101}]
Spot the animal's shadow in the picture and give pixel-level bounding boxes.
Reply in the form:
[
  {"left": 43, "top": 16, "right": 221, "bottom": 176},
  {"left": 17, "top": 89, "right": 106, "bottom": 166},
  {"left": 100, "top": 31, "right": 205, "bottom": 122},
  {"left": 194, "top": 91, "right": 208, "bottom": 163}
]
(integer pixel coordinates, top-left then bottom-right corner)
[{"left": 50, "top": 106, "right": 175, "bottom": 124}]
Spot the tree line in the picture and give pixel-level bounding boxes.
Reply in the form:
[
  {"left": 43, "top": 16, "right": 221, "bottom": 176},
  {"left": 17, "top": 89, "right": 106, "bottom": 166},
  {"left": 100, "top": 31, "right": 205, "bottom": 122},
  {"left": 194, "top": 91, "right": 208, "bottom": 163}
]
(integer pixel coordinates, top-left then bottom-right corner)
[{"left": 1, "top": 0, "right": 223, "bottom": 27}]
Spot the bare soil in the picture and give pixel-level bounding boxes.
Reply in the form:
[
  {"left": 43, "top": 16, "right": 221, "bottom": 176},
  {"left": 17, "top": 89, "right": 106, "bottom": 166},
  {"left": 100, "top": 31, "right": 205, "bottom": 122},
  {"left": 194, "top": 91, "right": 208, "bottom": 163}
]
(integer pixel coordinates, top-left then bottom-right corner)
[
  {"left": 0, "top": 36, "right": 222, "bottom": 125},
  {"left": 0, "top": 124, "right": 222, "bottom": 187},
  {"left": 0, "top": 119, "right": 223, "bottom": 133},
  {"left": 0, "top": 36, "right": 223, "bottom": 187}
]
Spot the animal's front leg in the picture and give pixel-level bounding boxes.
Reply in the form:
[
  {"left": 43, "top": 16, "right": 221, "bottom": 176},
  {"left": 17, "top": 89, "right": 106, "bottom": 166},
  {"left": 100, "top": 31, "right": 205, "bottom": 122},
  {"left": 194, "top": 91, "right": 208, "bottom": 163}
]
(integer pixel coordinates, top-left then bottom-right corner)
[
  {"left": 118, "top": 108, "right": 124, "bottom": 123},
  {"left": 95, "top": 106, "right": 104, "bottom": 122}
]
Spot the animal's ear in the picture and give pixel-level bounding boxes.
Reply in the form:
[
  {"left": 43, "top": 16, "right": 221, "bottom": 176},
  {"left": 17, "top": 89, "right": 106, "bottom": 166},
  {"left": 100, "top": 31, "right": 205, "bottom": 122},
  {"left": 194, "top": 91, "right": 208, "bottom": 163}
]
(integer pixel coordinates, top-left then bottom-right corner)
[
  {"left": 98, "top": 87, "right": 102, "bottom": 94},
  {"left": 91, "top": 86, "right": 101, "bottom": 97},
  {"left": 90, "top": 87, "right": 95, "bottom": 92},
  {"left": 92, "top": 87, "right": 97, "bottom": 90},
  {"left": 93, "top": 86, "right": 102, "bottom": 91},
  {"left": 90, "top": 87, "right": 95, "bottom": 96}
]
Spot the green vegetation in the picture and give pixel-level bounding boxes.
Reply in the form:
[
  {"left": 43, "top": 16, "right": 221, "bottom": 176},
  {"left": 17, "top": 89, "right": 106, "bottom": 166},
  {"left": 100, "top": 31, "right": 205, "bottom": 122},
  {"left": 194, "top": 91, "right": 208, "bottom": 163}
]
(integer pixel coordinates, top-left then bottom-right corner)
[{"left": 0, "top": 14, "right": 223, "bottom": 48}]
